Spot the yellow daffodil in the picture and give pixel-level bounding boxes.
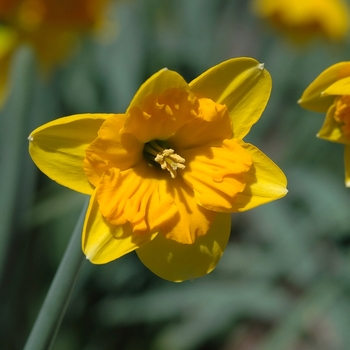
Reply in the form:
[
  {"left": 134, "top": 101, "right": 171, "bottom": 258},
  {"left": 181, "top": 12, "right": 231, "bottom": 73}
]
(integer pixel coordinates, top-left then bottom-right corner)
[
  {"left": 28, "top": 58, "right": 287, "bottom": 282},
  {"left": 0, "top": 0, "right": 109, "bottom": 30},
  {"left": 0, "top": 0, "right": 110, "bottom": 104},
  {"left": 251, "top": 0, "right": 350, "bottom": 43},
  {"left": 0, "top": 0, "right": 111, "bottom": 68},
  {"left": 299, "top": 62, "right": 350, "bottom": 187}
]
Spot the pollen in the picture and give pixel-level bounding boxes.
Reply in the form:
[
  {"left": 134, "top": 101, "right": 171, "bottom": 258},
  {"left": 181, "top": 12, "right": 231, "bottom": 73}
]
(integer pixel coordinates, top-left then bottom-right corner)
[{"left": 144, "top": 140, "right": 186, "bottom": 178}]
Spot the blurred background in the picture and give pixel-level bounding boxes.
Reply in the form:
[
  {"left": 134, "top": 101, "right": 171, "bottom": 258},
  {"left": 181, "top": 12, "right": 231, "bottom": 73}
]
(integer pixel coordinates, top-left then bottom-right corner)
[{"left": 2, "top": 0, "right": 350, "bottom": 349}]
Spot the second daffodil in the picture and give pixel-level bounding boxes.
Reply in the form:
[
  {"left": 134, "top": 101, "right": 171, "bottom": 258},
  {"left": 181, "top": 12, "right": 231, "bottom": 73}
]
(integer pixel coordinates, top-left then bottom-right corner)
[
  {"left": 299, "top": 62, "right": 350, "bottom": 187},
  {"left": 29, "top": 58, "right": 287, "bottom": 282},
  {"left": 251, "top": 0, "right": 350, "bottom": 44}
]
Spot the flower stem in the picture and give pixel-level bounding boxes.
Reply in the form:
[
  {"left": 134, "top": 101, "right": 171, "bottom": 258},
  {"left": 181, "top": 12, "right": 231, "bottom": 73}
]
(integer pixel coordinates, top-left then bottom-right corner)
[{"left": 24, "top": 199, "right": 89, "bottom": 350}]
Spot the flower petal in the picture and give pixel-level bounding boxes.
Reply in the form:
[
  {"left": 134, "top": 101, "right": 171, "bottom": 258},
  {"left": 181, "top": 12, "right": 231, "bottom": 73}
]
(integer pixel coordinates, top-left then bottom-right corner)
[
  {"left": 345, "top": 145, "right": 350, "bottom": 187},
  {"left": 161, "top": 177, "right": 216, "bottom": 244},
  {"left": 322, "top": 76, "right": 350, "bottom": 96},
  {"left": 136, "top": 213, "right": 231, "bottom": 282},
  {"left": 84, "top": 114, "right": 143, "bottom": 187},
  {"left": 229, "top": 143, "right": 288, "bottom": 211},
  {"left": 29, "top": 114, "right": 108, "bottom": 195},
  {"left": 169, "top": 97, "right": 232, "bottom": 149},
  {"left": 96, "top": 162, "right": 178, "bottom": 234},
  {"left": 299, "top": 62, "right": 350, "bottom": 112},
  {"left": 123, "top": 88, "right": 199, "bottom": 143},
  {"left": 127, "top": 68, "right": 190, "bottom": 112},
  {"left": 83, "top": 191, "right": 157, "bottom": 264},
  {"left": 317, "top": 103, "right": 350, "bottom": 144},
  {"left": 180, "top": 139, "right": 252, "bottom": 212},
  {"left": 189, "top": 57, "right": 271, "bottom": 139}
]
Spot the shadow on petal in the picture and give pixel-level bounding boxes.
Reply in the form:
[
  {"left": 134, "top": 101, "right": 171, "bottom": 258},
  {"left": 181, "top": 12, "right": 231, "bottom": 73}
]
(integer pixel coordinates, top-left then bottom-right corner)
[{"left": 136, "top": 213, "right": 231, "bottom": 282}]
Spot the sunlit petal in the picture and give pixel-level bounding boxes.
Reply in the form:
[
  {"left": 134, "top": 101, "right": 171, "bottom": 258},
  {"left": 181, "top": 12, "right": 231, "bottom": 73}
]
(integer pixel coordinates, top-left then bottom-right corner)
[
  {"left": 180, "top": 139, "right": 252, "bottom": 211},
  {"left": 84, "top": 114, "right": 143, "bottom": 187},
  {"left": 83, "top": 192, "right": 157, "bottom": 264},
  {"left": 96, "top": 162, "right": 178, "bottom": 234},
  {"left": 322, "top": 76, "right": 350, "bottom": 96},
  {"left": 127, "top": 68, "right": 190, "bottom": 112},
  {"left": 29, "top": 114, "right": 108, "bottom": 194},
  {"left": 123, "top": 88, "right": 199, "bottom": 143},
  {"left": 230, "top": 143, "right": 288, "bottom": 211},
  {"left": 169, "top": 97, "right": 232, "bottom": 149},
  {"left": 189, "top": 57, "right": 271, "bottom": 139}
]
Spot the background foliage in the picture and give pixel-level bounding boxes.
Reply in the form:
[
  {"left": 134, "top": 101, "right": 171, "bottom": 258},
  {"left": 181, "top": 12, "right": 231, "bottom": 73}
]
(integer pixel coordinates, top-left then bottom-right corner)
[{"left": 2, "top": 0, "right": 350, "bottom": 349}]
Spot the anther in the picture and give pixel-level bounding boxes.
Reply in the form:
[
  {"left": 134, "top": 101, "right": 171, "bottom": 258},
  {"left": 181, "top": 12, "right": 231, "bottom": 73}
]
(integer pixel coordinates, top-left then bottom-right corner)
[{"left": 154, "top": 149, "right": 186, "bottom": 178}]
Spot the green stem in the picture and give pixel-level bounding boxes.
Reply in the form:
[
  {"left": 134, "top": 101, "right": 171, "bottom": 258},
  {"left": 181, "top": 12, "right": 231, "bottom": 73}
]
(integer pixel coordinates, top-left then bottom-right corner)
[{"left": 24, "top": 199, "right": 89, "bottom": 350}]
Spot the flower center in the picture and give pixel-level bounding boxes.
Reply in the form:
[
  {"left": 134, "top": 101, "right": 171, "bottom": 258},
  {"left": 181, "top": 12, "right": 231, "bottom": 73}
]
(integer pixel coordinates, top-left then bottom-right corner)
[
  {"left": 334, "top": 95, "right": 350, "bottom": 136},
  {"left": 143, "top": 140, "right": 185, "bottom": 178}
]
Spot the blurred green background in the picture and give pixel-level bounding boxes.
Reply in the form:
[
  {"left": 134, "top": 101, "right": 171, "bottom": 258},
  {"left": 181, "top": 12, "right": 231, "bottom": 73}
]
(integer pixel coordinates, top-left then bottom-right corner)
[{"left": 2, "top": 0, "right": 350, "bottom": 349}]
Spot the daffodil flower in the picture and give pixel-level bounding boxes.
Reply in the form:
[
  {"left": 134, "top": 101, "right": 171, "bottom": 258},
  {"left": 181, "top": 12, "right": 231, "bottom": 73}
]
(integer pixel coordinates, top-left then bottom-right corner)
[
  {"left": 0, "top": 0, "right": 110, "bottom": 105},
  {"left": 299, "top": 62, "right": 350, "bottom": 187},
  {"left": 251, "top": 0, "right": 350, "bottom": 43},
  {"left": 29, "top": 58, "right": 287, "bottom": 282}
]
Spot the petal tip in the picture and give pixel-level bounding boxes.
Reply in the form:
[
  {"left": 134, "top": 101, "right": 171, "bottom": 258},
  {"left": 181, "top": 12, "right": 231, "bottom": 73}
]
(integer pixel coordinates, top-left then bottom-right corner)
[
  {"left": 258, "top": 62, "right": 265, "bottom": 70},
  {"left": 346, "top": 180, "right": 350, "bottom": 187},
  {"left": 297, "top": 98, "right": 302, "bottom": 104},
  {"left": 28, "top": 134, "right": 33, "bottom": 141}
]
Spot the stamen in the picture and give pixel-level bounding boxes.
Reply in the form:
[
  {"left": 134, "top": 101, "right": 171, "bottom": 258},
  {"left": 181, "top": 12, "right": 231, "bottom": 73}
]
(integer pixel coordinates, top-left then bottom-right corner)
[{"left": 144, "top": 141, "right": 186, "bottom": 178}]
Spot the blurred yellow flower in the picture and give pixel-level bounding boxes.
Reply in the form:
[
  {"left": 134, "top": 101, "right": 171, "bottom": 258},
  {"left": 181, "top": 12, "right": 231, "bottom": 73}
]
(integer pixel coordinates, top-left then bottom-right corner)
[
  {"left": 299, "top": 62, "right": 350, "bottom": 186},
  {"left": 28, "top": 58, "right": 287, "bottom": 282},
  {"left": 0, "top": 0, "right": 108, "bottom": 30},
  {"left": 251, "top": 0, "right": 350, "bottom": 43},
  {"left": 0, "top": 0, "right": 110, "bottom": 104}
]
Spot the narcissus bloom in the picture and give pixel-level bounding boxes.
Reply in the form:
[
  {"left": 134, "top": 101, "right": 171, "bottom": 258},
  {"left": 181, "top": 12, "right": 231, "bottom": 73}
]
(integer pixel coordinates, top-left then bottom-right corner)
[
  {"left": 251, "top": 0, "right": 350, "bottom": 43},
  {"left": 29, "top": 58, "right": 287, "bottom": 282},
  {"left": 299, "top": 62, "right": 350, "bottom": 187},
  {"left": 0, "top": 0, "right": 110, "bottom": 104}
]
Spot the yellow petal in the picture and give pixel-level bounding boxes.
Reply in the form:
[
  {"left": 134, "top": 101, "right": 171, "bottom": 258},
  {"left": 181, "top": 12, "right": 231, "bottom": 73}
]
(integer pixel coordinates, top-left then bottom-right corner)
[
  {"left": 180, "top": 139, "right": 252, "bottom": 212},
  {"left": 127, "top": 68, "right": 190, "bottom": 112},
  {"left": 299, "top": 62, "right": 350, "bottom": 112},
  {"left": 169, "top": 97, "right": 232, "bottom": 149},
  {"left": 345, "top": 145, "right": 350, "bottom": 187},
  {"left": 83, "top": 191, "right": 157, "bottom": 264},
  {"left": 29, "top": 114, "right": 108, "bottom": 195},
  {"left": 136, "top": 213, "right": 231, "bottom": 282},
  {"left": 189, "top": 57, "right": 271, "bottom": 139},
  {"left": 160, "top": 177, "right": 216, "bottom": 244},
  {"left": 96, "top": 162, "right": 178, "bottom": 234},
  {"left": 230, "top": 142, "right": 288, "bottom": 211},
  {"left": 123, "top": 88, "right": 198, "bottom": 143},
  {"left": 84, "top": 114, "right": 143, "bottom": 187},
  {"left": 322, "top": 76, "right": 350, "bottom": 96},
  {"left": 317, "top": 103, "right": 350, "bottom": 144}
]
